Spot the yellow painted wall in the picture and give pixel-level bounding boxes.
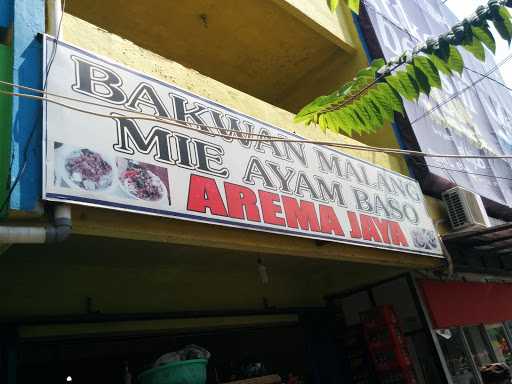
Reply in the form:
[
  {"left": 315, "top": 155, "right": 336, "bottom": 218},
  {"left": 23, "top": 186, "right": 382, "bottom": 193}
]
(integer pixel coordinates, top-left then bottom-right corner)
[
  {"left": 64, "top": 0, "right": 401, "bottom": 149},
  {"left": 62, "top": 13, "right": 405, "bottom": 173},
  {"left": 270, "top": 0, "right": 357, "bottom": 50}
]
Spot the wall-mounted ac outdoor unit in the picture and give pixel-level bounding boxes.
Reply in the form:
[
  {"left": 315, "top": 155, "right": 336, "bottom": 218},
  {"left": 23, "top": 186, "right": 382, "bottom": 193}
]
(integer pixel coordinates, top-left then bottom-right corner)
[{"left": 441, "top": 187, "right": 491, "bottom": 231}]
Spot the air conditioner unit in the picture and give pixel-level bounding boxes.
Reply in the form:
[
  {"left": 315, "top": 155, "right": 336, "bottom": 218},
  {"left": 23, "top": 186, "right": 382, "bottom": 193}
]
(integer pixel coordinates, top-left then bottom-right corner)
[{"left": 441, "top": 187, "right": 491, "bottom": 231}]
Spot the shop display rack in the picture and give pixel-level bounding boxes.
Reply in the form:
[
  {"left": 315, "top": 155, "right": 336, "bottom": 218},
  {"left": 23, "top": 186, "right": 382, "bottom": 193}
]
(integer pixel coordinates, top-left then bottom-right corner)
[
  {"left": 360, "top": 305, "right": 417, "bottom": 384},
  {"left": 338, "top": 323, "right": 378, "bottom": 384}
]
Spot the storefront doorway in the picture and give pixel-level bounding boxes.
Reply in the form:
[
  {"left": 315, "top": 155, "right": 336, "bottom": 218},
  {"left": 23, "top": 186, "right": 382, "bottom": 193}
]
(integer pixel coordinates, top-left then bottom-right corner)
[{"left": 17, "top": 320, "right": 312, "bottom": 384}]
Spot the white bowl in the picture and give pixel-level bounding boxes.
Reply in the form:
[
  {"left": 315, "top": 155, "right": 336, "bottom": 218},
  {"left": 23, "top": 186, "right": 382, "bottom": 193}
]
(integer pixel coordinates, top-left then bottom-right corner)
[{"left": 58, "top": 147, "right": 117, "bottom": 195}]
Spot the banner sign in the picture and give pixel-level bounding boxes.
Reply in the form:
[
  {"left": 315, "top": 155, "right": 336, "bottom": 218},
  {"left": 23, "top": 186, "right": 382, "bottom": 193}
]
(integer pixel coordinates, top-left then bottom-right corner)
[
  {"left": 365, "top": 0, "right": 512, "bottom": 208},
  {"left": 43, "top": 36, "right": 442, "bottom": 257}
]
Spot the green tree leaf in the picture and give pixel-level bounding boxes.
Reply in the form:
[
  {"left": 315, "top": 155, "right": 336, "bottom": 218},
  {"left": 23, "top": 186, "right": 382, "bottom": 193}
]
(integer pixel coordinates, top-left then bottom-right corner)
[
  {"left": 407, "top": 64, "right": 431, "bottom": 95},
  {"left": 472, "top": 25, "right": 496, "bottom": 54},
  {"left": 370, "top": 58, "right": 386, "bottom": 71},
  {"left": 328, "top": 0, "right": 339, "bottom": 12},
  {"left": 413, "top": 56, "right": 441, "bottom": 89},
  {"left": 319, "top": 114, "right": 328, "bottom": 133},
  {"left": 385, "top": 73, "right": 404, "bottom": 94},
  {"left": 462, "top": 36, "right": 486, "bottom": 61},
  {"left": 375, "top": 83, "right": 404, "bottom": 115},
  {"left": 395, "top": 71, "right": 419, "bottom": 101},
  {"left": 347, "top": 0, "right": 360, "bottom": 14},
  {"left": 429, "top": 53, "right": 452, "bottom": 75},
  {"left": 363, "top": 95, "right": 384, "bottom": 126},
  {"left": 447, "top": 46, "right": 464, "bottom": 75},
  {"left": 346, "top": 106, "right": 364, "bottom": 135},
  {"left": 492, "top": 7, "right": 512, "bottom": 44},
  {"left": 368, "top": 89, "right": 394, "bottom": 121},
  {"left": 333, "top": 110, "right": 353, "bottom": 136}
]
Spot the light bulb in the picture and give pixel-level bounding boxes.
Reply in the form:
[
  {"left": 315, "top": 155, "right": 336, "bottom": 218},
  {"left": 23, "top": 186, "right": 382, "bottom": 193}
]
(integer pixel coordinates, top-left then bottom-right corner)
[{"left": 257, "top": 259, "right": 269, "bottom": 285}]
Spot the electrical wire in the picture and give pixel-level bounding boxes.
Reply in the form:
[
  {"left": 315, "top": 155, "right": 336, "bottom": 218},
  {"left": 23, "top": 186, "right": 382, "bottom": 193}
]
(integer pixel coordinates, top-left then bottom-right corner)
[
  {"left": 5, "top": 85, "right": 512, "bottom": 161},
  {"left": 364, "top": 0, "right": 512, "bottom": 95},
  {"left": 0, "top": 0, "right": 66, "bottom": 214},
  {"left": 411, "top": 52, "right": 512, "bottom": 124},
  {"left": 462, "top": 65, "right": 512, "bottom": 92},
  {"left": 411, "top": 156, "right": 512, "bottom": 182}
]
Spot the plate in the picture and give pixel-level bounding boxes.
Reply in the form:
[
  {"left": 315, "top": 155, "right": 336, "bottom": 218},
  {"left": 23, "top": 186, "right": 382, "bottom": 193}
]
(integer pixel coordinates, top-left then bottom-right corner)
[
  {"left": 116, "top": 159, "right": 167, "bottom": 204},
  {"left": 59, "top": 147, "right": 116, "bottom": 194}
]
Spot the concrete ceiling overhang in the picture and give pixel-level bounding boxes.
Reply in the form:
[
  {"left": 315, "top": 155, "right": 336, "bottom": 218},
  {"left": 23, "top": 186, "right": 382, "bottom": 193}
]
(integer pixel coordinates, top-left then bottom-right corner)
[{"left": 66, "top": 0, "right": 358, "bottom": 112}]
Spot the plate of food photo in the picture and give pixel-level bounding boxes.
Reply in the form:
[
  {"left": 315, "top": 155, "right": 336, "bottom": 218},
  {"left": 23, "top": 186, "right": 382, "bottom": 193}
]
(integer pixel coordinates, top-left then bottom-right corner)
[
  {"left": 116, "top": 158, "right": 168, "bottom": 204},
  {"left": 59, "top": 147, "right": 115, "bottom": 194}
]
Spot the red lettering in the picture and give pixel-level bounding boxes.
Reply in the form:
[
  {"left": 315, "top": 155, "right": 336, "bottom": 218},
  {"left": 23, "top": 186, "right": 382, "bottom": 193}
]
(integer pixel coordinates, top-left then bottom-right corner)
[
  {"left": 319, "top": 205, "right": 344, "bottom": 236},
  {"left": 347, "top": 211, "right": 361, "bottom": 239},
  {"left": 224, "top": 182, "right": 261, "bottom": 222},
  {"left": 390, "top": 222, "right": 409, "bottom": 246},
  {"left": 360, "top": 214, "right": 382, "bottom": 243},
  {"left": 372, "top": 217, "right": 391, "bottom": 244},
  {"left": 282, "top": 196, "right": 320, "bottom": 232},
  {"left": 259, "top": 190, "right": 285, "bottom": 226},
  {"left": 187, "top": 175, "right": 227, "bottom": 216}
]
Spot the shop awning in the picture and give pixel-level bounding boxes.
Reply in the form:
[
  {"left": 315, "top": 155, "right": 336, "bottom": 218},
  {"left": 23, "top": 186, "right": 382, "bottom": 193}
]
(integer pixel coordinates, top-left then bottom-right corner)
[
  {"left": 443, "top": 223, "right": 512, "bottom": 257},
  {"left": 442, "top": 223, "right": 512, "bottom": 273},
  {"left": 418, "top": 279, "right": 512, "bottom": 329}
]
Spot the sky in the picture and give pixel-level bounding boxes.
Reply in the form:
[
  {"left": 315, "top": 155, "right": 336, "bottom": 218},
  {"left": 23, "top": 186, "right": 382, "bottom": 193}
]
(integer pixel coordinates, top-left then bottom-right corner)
[{"left": 446, "top": 0, "right": 512, "bottom": 87}]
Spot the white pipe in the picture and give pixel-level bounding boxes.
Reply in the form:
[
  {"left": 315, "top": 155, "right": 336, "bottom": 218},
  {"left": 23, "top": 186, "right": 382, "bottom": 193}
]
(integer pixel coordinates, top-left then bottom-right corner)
[
  {"left": 0, "top": 204, "right": 72, "bottom": 244},
  {"left": 47, "top": 0, "right": 63, "bottom": 38},
  {"left": 0, "top": 226, "right": 46, "bottom": 243}
]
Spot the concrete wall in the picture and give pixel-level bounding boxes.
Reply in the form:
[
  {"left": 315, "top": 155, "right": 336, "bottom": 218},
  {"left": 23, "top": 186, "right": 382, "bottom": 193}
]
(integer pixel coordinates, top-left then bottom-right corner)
[{"left": 62, "top": 13, "right": 407, "bottom": 174}]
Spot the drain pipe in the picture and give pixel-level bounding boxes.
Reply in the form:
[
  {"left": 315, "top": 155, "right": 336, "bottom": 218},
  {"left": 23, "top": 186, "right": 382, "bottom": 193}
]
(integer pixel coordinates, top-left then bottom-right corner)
[
  {"left": 0, "top": 205, "right": 72, "bottom": 243},
  {"left": 0, "top": 0, "right": 71, "bottom": 245},
  {"left": 47, "top": 0, "right": 63, "bottom": 37}
]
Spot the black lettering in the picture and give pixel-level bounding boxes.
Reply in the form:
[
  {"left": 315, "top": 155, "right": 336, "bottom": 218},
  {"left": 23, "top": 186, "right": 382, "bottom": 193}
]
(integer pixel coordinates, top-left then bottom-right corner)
[
  {"left": 243, "top": 157, "right": 276, "bottom": 189},
  {"left": 72, "top": 56, "right": 126, "bottom": 104},
  {"left": 353, "top": 189, "right": 373, "bottom": 212},
  {"left": 254, "top": 128, "right": 284, "bottom": 159},
  {"left": 171, "top": 94, "right": 210, "bottom": 132},
  {"left": 283, "top": 141, "right": 307, "bottom": 167},
  {"left": 315, "top": 177, "right": 346, "bottom": 207},
  {"left": 112, "top": 116, "right": 173, "bottom": 164},
  {"left": 174, "top": 134, "right": 194, "bottom": 169},
  {"left": 126, "top": 83, "right": 169, "bottom": 118},
  {"left": 403, "top": 203, "right": 419, "bottom": 224},
  {"left": 295, "top": 172, "right": 319, "bottom": 199},
  {"left": 315, "top": 149, "right": 345, "bottom": 179},
  {"left": 194, "top": 140, "right": 229, "bottom": 177},
  {"left": 266, "top": 162, "right": 295, "bottom": 193}
]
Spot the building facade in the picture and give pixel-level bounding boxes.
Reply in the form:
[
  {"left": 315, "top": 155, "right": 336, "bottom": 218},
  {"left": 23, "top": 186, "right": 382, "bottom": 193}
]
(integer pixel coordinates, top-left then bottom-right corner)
[{"left": 0, "top": 1, "right": 511, "bottom": 384}]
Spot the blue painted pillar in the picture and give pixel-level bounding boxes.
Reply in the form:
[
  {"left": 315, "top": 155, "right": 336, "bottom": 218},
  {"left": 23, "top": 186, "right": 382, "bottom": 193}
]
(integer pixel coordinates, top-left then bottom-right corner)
[
  {"left": 0, "top": 0, "right": 13, "bottom": 27},
  {"left": 9, "top": 0, "right": 45, "bottom": 211}
]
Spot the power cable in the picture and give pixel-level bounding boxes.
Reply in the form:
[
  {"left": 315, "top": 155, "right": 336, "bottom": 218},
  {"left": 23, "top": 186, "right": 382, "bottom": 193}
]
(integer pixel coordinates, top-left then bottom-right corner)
[
  {"left": 411, "top": 52, "right": 512, "bottom": 124},
  {"left": 462, "top": 65, "right": 512, "bottom": 92},
  {"left": 5, "top": 86, "right": 512, "bottom": 161},
  {"left": 411, "top": 156, "right": 512, "bottom": 182},
  {"left": 365, "top": 0, "right": 512, "bottom": 94}
]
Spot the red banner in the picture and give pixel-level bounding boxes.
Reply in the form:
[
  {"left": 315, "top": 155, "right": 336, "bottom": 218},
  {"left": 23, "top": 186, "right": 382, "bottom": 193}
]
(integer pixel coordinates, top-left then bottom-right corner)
[{"left": 419, "top": 279, "right": 512, "bottom": 328}]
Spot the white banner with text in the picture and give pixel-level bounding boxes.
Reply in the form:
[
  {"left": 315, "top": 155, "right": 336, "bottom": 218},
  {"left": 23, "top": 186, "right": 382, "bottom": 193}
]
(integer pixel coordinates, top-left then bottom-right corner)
[{"left": 43, "top": 36, "right": 443, "bottom": 257}]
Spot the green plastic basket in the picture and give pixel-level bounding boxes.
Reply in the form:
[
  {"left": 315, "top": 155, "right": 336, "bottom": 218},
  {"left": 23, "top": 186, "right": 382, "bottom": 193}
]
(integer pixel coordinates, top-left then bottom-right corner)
[{"left": 138, "top": 359, "right": 208, "bottom": 384}]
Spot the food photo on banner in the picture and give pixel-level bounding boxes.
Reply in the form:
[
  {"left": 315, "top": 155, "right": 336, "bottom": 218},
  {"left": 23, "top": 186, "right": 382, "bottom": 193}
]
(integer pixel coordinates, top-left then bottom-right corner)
[
  {"left": 360, "top": 0, "right": 512, "bottom": 214},
  {"left": 42, "top": 35, "right": 442, "bottom": 257}
]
